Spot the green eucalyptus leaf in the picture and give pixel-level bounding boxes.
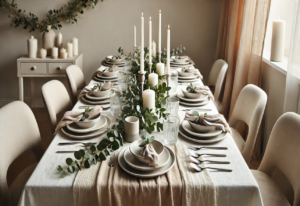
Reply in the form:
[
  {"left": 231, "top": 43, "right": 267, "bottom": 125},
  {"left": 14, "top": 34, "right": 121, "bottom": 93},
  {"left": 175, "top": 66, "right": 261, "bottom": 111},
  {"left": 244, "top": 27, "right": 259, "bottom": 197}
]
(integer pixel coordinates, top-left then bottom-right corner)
[
  {"left": 79, "top": 149, "right": 85, "bottom": 157},
  {"left": 84, "top": 160, "right": 90, "bottom": 168},
  {"left": 112, "top": 139, "right": 120, "bottom": 150},
  {"left": 74, "top": 151, "right": 82, "bottom": 160},
  {"left": 66, "top": 158, "right": 73, "bottom": 166},
  {"left": 149, "top": 136, "right": 155, "bottom": 143},
  {"left": 90, "top": 145, "right": 96, "bottom": 152},
  {"left": 139, "top": 141, "right": 147, "bottom": 147},
  {"left": 61, "top": 171, "right": 66, "bottom": 178},
  {"left": 99, "top": 151, "right": 106, "bottom": 161}
]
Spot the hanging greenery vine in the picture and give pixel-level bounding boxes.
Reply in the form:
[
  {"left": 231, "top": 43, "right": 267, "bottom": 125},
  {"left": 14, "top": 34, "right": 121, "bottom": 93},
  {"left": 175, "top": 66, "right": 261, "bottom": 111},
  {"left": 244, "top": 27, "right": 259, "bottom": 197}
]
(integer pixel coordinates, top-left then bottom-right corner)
[{"left": 0, "top": 0, "right": 100, "bottom": 32}]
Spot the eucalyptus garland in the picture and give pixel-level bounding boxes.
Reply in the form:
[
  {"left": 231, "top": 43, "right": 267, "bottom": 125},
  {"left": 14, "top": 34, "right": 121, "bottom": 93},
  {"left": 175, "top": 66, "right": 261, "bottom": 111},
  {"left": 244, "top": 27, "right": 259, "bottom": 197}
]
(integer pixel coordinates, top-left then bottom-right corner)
[{"left": 0, "top": 0, "right": 100, "bottom": 32}]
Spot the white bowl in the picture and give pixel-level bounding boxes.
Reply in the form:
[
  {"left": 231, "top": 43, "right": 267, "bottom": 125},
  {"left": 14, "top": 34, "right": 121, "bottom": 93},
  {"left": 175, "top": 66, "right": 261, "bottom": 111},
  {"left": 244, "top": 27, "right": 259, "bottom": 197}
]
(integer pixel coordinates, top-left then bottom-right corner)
[
  {"left": 75, "top": 114, "right": 101, "bottom": 129},
  {"left": 91, "top": 88, "right": 111, "bottom": 97},
  {"left": 129, "top": 139, "right": 164, "bottom": 164},
  {"left": 188, "top": 121, "right": 215, "bottom": 133},
  {"left": 103, "top": 71, "right": 118, "bottom": 77},
  {"left": 181, "top": 88, "right": 205, "bottom": 99},
  {"left": 176, "top": 68, "right": 194, "bottom": 77},
  {"left": 106, "top": 55, "right": 125, "bottom": 63},
  {"left": 173, "top": 56, "right": 188, "bottom": 63}
]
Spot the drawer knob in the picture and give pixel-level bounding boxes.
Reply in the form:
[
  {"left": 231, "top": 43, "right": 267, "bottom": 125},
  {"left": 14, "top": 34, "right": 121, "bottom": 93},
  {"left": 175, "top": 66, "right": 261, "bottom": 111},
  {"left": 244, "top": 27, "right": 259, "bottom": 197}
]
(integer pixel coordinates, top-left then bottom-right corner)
[
  {"left": 57, "top": 66, "right": 62, "bottom": 70},
  {"left": 31, "top": 66, "right": 36, "bottom": 71}
]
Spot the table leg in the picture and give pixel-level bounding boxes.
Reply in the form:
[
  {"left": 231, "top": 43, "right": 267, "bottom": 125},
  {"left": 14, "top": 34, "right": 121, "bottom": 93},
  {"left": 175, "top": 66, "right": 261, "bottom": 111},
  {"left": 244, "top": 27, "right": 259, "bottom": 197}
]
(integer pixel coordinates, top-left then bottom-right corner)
[
  {"left": 30, "top": 77, "right": 35, "bottom": 108},
  {"left": 19, "top": 77, "right": 24, "bottom": 101}
]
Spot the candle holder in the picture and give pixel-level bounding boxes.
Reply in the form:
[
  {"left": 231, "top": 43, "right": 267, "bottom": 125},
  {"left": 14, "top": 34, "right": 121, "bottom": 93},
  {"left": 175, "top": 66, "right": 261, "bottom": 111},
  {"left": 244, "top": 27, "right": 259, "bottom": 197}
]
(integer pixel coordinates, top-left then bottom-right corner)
[
  {"left": 165, "top": 73, "right": 170, "bottom": 97},
  {"left": 138, "top": 71, "right": 146, "bottom": 98},
  {"left": 148, "top": 63, "right": 153, "bottom": 73}
]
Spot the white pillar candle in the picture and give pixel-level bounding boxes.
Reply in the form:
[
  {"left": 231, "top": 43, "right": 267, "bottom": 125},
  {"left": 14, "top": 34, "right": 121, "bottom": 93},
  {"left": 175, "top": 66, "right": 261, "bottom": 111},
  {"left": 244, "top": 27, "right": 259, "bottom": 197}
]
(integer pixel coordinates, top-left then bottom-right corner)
[
  {"left": 39, "top": 48, "right": 47, "bottom": 59},
  {"left": 159, "top": 10, "right": 161, "bottom": 59},
  {"left": 148, "top": 73, "right": 158, "bottom": 87},
  {"left": 142, "top": 89, "right": 155, "bottom": 110},
  {"left": 57, "top": 32, "right": 63, "bottom": 48},
  {"left": 166, "top": 25, "right": 170, "bottom": 74},
  {"left": 140, "top": 12, "right": 144, "bottom": 73},
  {"left": 156, "top": 63, "right": 164, "bottom": 75},
  {"left": 72, "top": 37, "right": 78, "bottom": 56},
  {"left": 152, "top": 40, "right": 157, "bottom": 57},
  {"left": 67, "top": 42, "right": 73, "bottom": 58},
  {"left": 270, "top": 19, "right": 286, "bottom": 62},
  {"left": 62, "top": 52, "right": 67, "bottom": 59},
  {"left": 51, "top": 47, "right": 58, "bottom": 59},
  {"left": 149, "top": 16, "right": 152, "bottom": 65}
]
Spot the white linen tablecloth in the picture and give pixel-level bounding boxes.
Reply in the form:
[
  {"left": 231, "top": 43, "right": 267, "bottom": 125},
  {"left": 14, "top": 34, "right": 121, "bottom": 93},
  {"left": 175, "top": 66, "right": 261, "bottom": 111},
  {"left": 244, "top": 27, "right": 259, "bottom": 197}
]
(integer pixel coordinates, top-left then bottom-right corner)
[{"left": 18, "top": 66, "right": 263, "bottom": 206}]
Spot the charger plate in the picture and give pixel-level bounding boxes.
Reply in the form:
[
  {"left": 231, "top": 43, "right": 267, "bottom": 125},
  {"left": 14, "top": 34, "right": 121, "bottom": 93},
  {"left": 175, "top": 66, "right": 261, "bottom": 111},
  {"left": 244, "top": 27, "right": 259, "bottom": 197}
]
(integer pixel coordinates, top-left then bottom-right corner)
[
  {"left": 179, "top": 99, "right": 210, "bottom": 107},
  {"left": 66, "top": 115, "right": 107, "bottom": 133},
  {"left": 177, "top": 93, "right": 208, "bottom": 103},
  {"left": 85, "top": 91, "right": 113, "bottom": 100},
  {"left": 182, "top": 120, "right": 222, "bottom": 138},
  {"left": 81, "top": 96, "right": 110, "bottom": 105}
]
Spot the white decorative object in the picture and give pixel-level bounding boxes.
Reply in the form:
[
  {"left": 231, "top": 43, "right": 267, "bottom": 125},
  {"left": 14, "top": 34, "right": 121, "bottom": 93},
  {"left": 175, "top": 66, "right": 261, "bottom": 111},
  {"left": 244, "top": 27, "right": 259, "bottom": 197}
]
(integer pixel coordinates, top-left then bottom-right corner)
[
  {"left": 134, "top": 26, "right": 136, "bottom": 48},
  {"left": 125, "top": 116, "right": 140, "bottom": 143},
  {"left": 39, "top": 48, "right": 47, "bottom": 59},
  {"left": 27, "top": 36, "right": 38, "bottom": 58},
  {"left": 156, "top": 63, "right": 164, "bottom": 75},
  {"left": 142, "top": 89, "right": 155, "bottom": 110},
  {"left": 51, "top": 47, "right": 58, "bottom": 59},
  {"left": 42, "top": 25, "right": 56, "bottom": 56},
  {"left": 140, "top": 12, "right": 144, "bottom": 73},
  {"left": 152, "top": 40, "right": 156, "bottom": 57},
  {"left": 62, "top": 52, "right": 67, "bottom": 59},
  {"left": 149, "top": 16, "right": 152, "bottom": 65},
  {"left": 67, "top": 42, "right": 73, "bottom": 58},
  {"left": 148, "top": 73, "right": 158, "bottom": 87},
  {"left": 60, "top": 48, "right": 66, "bottom": 59},
  {"left": 72, "top": 37, "right": 78, "bottom": 56},
  {"left": 166, "top": 25, "right": 170, "bottom": 74},
  {"left": 270, "top": 19, "right": 286, "bottom": 62},
  {"left": 159, "top": 10, "right": 161, "bottom": 61},
  {"left": 57, "top": 32, "right": 63, "bottom": 49}
]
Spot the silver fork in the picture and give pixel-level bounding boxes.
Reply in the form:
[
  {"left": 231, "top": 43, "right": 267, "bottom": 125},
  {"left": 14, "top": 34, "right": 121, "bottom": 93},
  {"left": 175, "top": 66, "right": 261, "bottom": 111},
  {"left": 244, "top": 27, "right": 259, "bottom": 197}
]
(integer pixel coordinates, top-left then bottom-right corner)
[
  {"left": 189, "top": 150, "right": 226, "bottom": 158},
  {"left": 108, "top": 152, "right": 115, "bottom": 167},
  {"left": 189, "top": 156, "right": 230, "bottom": 164},
  {"left": 190, "top": 163, "right": 232, "bottom": 172},
  {"left": 180, "top": 108, "right": 212, "bottom": 112},
  {"left": 188, "top": 145, "right": 228, "bottom": 151}
]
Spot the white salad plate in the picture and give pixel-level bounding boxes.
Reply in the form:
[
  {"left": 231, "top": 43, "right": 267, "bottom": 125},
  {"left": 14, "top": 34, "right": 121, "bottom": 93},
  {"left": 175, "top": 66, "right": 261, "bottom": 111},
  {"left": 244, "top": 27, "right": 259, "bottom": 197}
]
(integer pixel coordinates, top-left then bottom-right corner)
[
  {"left": 105, "top": 60, "right": 126, "bottom": 66},
  {"left": 81, "top": 96, "right": 111, "bottom": 105},
  {"left": 118, "top": 146, "right": 176, "bottom": 178},
  {"left": 102, "top": 61, "right": 125, "bottom": 67},
  {"left": 178, "top": 78, "right": 200, "bottom": 83},
  {"left": 178, "top": 75, "right": 198, "bottom": 80},
  {"left": 85, "top": 90, "right": 114, "bottom": 100},
  {"left": 94, "top": 75, "right": 118, "bottom": 82},
  {"left": 179, "top": 124, "right": 228, "bottom": 144},
  {"left": 170, "top": 60, "right": 191, "bottom": 65},
  {"left": 182, "top": 120, "right": 222, "bottom": 138},
  {"left": 96, "top": 73, "right": 118, "bottom": 79},
  {"left": 124, "top": 147, "right": 170, "bottom": 171},
  {"left": 179, "top": 99, "right": 210, "bottom": 107},
  {"left": 61, "top": 116, "right": 111, "bottom": 139},
  {"left": 177, "top": 93, "right": 208, "bottom": 103},
  {"left": 66, "top": 115, "right": 107, "bottom": 133}
]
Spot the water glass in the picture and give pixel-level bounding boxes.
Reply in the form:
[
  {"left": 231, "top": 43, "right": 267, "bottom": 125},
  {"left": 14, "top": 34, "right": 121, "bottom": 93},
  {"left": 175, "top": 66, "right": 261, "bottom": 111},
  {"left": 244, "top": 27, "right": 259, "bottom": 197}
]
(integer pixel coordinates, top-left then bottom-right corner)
[
  {"left": 110, "top": 92, "right": 122, "bottom": 116},
  {"left": 166, "top": 97, "right": 179, "bottom": 116},
  {"left": 169, "top": 72, "right": 178, "bottom": 93},
  {"left": 163, "top": 116, "right": 180, "bottom": 145},
  {"left": 118, "top": 71, "right": 132, "bottom": 92}
]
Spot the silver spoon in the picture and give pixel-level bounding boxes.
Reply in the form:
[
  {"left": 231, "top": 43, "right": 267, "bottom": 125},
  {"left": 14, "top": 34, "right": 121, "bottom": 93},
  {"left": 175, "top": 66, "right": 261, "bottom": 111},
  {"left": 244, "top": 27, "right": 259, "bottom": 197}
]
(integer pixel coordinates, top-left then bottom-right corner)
[
  {"left": 188, "top": 145, "right": 228, "bottom": 151},
  {"left": 190, "top": 163, "right": 232, "bottom": 172},
  {"left": 189, "top": 150, "right": 226, "bottom": 158},
  {"left": 189, "top": 156, "right": 230, "bottom": 164}
]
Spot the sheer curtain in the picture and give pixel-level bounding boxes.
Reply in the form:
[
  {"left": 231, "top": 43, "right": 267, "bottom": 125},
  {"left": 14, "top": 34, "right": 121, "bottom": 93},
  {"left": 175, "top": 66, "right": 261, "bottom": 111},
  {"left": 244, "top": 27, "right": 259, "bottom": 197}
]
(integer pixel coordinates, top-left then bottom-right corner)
[{"left": 284, "top": 1, "right": 300, "bottom": 113}]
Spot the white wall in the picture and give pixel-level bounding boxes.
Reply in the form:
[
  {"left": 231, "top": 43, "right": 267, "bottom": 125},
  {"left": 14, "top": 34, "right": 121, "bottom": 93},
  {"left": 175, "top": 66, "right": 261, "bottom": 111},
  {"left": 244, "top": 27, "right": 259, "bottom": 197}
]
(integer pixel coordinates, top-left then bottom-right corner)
[{"left": 0, "top": 0, "right": 222, "bottom": 107}]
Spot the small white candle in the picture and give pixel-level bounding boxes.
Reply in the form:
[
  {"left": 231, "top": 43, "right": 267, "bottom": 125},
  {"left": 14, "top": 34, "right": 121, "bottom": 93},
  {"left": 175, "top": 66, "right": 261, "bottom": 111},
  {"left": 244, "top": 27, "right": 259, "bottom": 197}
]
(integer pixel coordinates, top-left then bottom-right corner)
[
  {"left": 149, "top": 16, "right": 152, "bottom": 65},
  {"left": 60, "top": 48, "right": 67, "bottom": 59},
  {"left": 143, "top": 89, "right": 155, "bottom": 110},
  {"left": 140, "top": 12, "right": 144, "bottom": 73},
  {"left": 62, "top": 52, "right": 67, "bottom": 59},
  {"left": 51, "top": 47, "right": 58, "bottom": 59},
  {"left": 57, "top": 32, "right": 63, "bottom": 49},
  {"left": 152, "top": 40, "right": 157, "bottom": 57},
  {"left": 67, "top": 42, "right": 73, "bottom": 58},
  {"left": 134, "top": 26, "right": 136, "bottom": 48},
  {"left": 159, "top": 10, "right": 161, "bottom": 59},
  {"left": 156, "top": 63, "right": 165, "bottom": 75},
  {"left": 166, "top": 25, "right": 170, "bottom": 74},
  {"left": 148, "top": 73, "right": 158, "bottom": 87},
  {"left": 270, "top": 19, "right": 286, "bottom": 62},
  {"left": 72, "top": 37, "right": 78, "bottom": 56}
]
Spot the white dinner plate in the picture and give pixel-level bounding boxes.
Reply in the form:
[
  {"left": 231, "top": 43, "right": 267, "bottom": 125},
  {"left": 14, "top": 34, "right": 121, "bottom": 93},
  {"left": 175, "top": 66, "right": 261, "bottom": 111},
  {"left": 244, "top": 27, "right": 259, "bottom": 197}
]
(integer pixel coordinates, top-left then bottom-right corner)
[
  {"left": 96, "top": 73, "right": 118, "bottom": 79},
  {"left": 66, "top": 115, "right": 107, "bottom": 133},
  {"left": 102, "top": 61, "right": 125, "bottom": 67},
  {"left": 81, "top": 96, "right": 111, "bottom": 105},
  {"left": 61, "top": 116, "right": 111, "bottom": 139},
  {"left": 94, "top": 75, "right": 118, "bottom": 82},
  {"left": 124, "top": 147, "right": 170, "bottom": 171},
  {"left": 178, "top": 78, "right": 200, "bottom": 83},
  {"left": 178, "top": 75, "right": 198, "bottom": 80},
  {"left": 85, "top": 90, "right": 114, "bottom": 100},
  {"left": 182, "top": 120, "right": 222, "bottom": 138},
  {"left": 170, "top": 60, "right": 192, "bottom": 65},
  {"left": 118, "top": 146, "right": 176, "bottom": 178},
  {"left": 104, "top": 60, "right": 126, "bottom": 66},
  {"left": 179, "top": 99, "right": 210, "bottom": 107},
  {"left": 177, "top": 93, "right": 208, "bottom": 103},
  {"left": 179, "top": 124, "right": 228, "bottom": 144}
]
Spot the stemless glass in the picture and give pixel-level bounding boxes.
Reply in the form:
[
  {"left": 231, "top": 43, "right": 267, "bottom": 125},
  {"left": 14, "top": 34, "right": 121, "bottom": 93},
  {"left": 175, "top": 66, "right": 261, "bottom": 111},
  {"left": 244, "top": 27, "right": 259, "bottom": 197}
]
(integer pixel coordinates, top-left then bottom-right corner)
[
  {"left": 110, "top": 92, "right": 122, "bottom": 116},
  {"left": 169, "top": 72, "right": 178, "bottom": 94},
  {"left": 118, "top": 70, "right": 132, "bottom": 92},
  {"left": 166, "top": 97, "right": 179, "bottom": 116},
  {"left": 163, "top": 116, "right": 180, "bottom": 145}
]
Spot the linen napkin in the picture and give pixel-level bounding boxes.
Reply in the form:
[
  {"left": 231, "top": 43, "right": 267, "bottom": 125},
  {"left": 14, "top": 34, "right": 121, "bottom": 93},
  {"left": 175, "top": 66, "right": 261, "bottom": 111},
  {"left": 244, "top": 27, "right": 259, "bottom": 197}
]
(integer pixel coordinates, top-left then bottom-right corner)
[
  {"left": 78, "top": 82, "right": 113, "bottom": 100},
  {"left": 54, "top": 105, "right": 102, "bottom": 135},
  {"left": 93, "top": 65, "right": 119, "bottom": 78},
  {"left": 184, "top": 111, "right": 231, "bottom": 134},
  {"left": 182, "top": 67, "right": 203, "bottom": 80},
  {"left": 142, "top": 144, "right": 159, "bottom": 167},
  {"left": 192, "top": 85, "right": 214, "bottom": 100}
]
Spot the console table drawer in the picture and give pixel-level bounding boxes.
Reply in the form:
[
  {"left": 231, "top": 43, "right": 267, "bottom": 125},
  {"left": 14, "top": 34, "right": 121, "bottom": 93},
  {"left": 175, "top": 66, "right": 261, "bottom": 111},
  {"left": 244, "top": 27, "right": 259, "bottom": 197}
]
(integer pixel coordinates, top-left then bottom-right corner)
[
  {"left": 20, "top": 63, "right": 47, "bottom": 75},
  {"left": 49, "top": 63, "right": 72, "bottom": 74}
]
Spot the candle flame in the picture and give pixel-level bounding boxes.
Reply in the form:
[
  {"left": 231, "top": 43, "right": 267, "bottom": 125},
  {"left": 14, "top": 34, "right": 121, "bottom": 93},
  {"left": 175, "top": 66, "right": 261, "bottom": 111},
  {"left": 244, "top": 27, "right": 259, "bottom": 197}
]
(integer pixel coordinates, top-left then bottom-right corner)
[
  {"left": 168, "top": 25, "right": 170, "bottom": 29},
  {"left": 150, "top": 16, "right": 152, "bottom": 20},
  {"left": 142, "top": 12, "right": 143, "bottom": 16}
]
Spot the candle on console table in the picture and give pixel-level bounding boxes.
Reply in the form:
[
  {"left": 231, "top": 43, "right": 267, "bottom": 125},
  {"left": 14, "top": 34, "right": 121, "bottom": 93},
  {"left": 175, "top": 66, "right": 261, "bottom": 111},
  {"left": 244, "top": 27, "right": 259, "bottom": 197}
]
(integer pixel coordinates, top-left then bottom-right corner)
[
  {"left": 140, "top": 12, "right": 144, "bottom": 73},
  {"left": 57, "top": 32, "right": 63, "bottom": 49},
  {"left": 72, "top": 37, "right": 78, "bottom": 56},
  {"left": 152, "top": 40, "right": 157, "bottom": 57},
  {"left": 156, "top": 63, "right": 164, "bottom": 75},
  {"left": 166, "top": 25, "right": 170, "bottom": 75},
  {"left": 60, "top": 48, "right": 67, "bottom": 59},
  {"left": 270, "top": 19, "right": 286, "bottom": 62},
  {"left": 149, "top": 16, "right": 152, "bottom": 65},
  {"left": 51, "top": 47, "right": 58, "bottom": 59},
  {"left": 159, "top": 10, "right": 161, "bottom": 60},
  {"left": 67, "top": 42, "right": 73, "bottom": 58},
  {"left": 142, "top": 89, "right": 155, "bottom": 110},
  {"left": 148, "top": 73, "right": 158, "bottom": 87}
]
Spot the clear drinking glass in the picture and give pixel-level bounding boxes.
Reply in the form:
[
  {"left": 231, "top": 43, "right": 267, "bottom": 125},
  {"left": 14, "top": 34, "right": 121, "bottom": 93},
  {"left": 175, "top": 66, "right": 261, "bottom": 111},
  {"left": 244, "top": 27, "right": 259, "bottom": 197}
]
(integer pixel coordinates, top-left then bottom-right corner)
[
  {"left": 110, "top": 92, "right": 122, "bottom": 116},
  {"left": 163, "top": 116, "right": 180, "bottom": 145},
  {"left": 118, "top": 70, "right": 132, "bottom": 92},
  {"left": 169, "top": 72, "right": 178, "bottom": 93},
  {"left": 166, "top": 97, "right": 179, "bottom": 116}
]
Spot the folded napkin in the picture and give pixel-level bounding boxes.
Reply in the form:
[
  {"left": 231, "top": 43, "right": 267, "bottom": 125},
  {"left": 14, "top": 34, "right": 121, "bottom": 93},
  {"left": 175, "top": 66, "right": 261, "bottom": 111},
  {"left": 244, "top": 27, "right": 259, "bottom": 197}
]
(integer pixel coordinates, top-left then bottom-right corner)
[
  {"left": 77, "top": 82, "right": 113, "bottom": 100},
  {"left": 184, "top": 111, "right": 231, "bottom": 134},
  {"left": 192, "top": 85, "right": 214, "bottom": 100},
  {"left": 93, "top": 65, "right": 119, "bottom": 78},
  {"left": 142, "top": 144, "right": 159, "bottom": 167},
  {"left": 182, "top": 67, "right": 203, "bottom": 80},
  {"left": 54, "top": 105, "right": 102, "bottom": 135}
]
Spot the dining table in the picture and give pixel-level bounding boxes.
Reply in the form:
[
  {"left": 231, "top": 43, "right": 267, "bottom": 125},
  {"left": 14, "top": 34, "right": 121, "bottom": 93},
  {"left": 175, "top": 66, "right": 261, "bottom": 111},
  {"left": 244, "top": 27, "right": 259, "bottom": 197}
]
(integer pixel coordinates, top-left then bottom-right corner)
[{"left": 18, "top": 64, "right": 263, "bottom": 206}]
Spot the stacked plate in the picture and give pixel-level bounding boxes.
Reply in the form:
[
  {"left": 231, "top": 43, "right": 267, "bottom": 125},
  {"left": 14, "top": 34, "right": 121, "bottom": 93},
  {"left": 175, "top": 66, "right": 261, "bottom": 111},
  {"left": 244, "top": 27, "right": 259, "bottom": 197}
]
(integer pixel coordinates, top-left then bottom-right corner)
[
  {"left": 179, "top": 120, "right": 228, "bottom": 144},
  {"left": 177, "top": 68, "right": 200, "bottom": 83},
  {"left": 81, "top": 89, "right": 114, "bottom": 105},
  {"left": 177, "top": 88, "right": 210, "bottom": 107},
  {"left": 61, "top": 115, "right": 111, "bottom": 139},
  {"left": 170, "top": 56, "right": 193, "bottom": 68},
  {"left": 102, "top": 55, "right": 126, "bottom": 67},
  {"left": 93, "top": 72, "right": 118, "bottom": 83}
]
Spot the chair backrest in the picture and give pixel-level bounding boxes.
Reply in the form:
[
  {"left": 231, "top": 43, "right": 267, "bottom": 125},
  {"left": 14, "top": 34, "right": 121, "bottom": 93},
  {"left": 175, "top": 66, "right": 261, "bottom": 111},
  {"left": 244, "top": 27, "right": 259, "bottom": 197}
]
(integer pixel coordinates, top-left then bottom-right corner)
[
  {"left": 66, "top": 65, "right": 86, "bottom": 105},
  {"left": 0, "top": 101, "right": 44, "bottom": 206},
  {"left": 207, "top": 59, "right": 228, "bottom": 102},
  {"left": 229, "top": 84, "right": 267, "bottom": 163},
  {"left": 258, "top": 112, "right": 300, "bottom": 206},
  {"left": 42, "top": 80, "right": 72, "bottom": 132}
]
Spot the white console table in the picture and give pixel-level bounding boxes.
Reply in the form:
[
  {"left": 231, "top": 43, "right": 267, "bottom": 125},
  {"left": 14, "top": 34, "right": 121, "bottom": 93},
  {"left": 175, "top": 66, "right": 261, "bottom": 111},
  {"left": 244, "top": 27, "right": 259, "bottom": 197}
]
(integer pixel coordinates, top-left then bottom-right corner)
[{"left": 17, "top": 53, "right": 83, "bottom": 107}]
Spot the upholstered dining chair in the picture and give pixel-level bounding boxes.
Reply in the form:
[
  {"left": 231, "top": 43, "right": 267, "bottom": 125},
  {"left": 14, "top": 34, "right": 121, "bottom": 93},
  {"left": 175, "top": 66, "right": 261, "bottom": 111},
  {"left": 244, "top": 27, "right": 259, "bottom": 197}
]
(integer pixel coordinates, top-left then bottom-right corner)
[
  {"left": 228, "top": 84, "right": 267, "bottom": 164},
  {"left": 42, "top": 80, "right": 72, "bottom": 132},
  {"left": 66, "top": 65, "right": 86, "bottom": 105},
  {"left": 207, "top": 59, "right": 228, "bottom": 110},
  {"left": 0, "top": 101, "right": 44, "bottom": 206},
  {"left": 251, "top": 112, "right": 300, "bottom": 206}
]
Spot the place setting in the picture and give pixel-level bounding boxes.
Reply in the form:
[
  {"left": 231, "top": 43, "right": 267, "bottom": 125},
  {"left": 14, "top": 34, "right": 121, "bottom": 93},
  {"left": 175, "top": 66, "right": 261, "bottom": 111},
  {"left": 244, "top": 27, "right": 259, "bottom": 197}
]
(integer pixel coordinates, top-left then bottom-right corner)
[
  {"left": 176, "top": 67, "right": 203, "bottom": 83},
  {"left": 93, "top": 65, "right": 119, "bottom": 83},
  {"left": 79, "top": 82, "right": 114, "bottom": 105},
  {"left": 102, "top": 55, "right": 127, "bottom": 67},
  {"left": 170, "top": 56, "right": 194, "bottom": 68}
]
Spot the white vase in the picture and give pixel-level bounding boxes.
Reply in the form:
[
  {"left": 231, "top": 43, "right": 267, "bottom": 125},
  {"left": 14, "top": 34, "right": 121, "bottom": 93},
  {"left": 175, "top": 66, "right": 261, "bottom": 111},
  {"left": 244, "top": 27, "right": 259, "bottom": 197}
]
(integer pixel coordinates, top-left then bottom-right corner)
[
  {"left": 27, "top": 36, "right": 37, "bottom": 58},
  {"left": 42, "top": 25, "right": 56, "bottom": 56}
]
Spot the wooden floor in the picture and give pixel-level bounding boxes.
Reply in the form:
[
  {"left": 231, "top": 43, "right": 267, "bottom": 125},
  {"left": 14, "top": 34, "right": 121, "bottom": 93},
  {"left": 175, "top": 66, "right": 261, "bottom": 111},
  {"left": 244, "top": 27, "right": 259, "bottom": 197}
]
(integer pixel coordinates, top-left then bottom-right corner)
[{"left": 7, "top": 108, "right": 261, "bottom": 186}]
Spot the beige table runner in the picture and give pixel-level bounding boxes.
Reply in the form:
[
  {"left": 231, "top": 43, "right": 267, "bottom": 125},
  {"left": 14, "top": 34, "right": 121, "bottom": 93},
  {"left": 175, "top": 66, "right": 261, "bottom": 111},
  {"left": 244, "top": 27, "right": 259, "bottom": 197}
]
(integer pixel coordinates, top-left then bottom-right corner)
[{"left": 73, "top": 139, "right": 216, "bottom": 206}]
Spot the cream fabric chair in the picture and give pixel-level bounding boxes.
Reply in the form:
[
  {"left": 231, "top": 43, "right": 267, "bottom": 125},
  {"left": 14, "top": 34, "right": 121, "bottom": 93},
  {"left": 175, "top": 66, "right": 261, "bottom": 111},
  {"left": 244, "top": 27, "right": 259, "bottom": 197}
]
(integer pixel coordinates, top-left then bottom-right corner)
[
  {"left": 0, "top": 101, "right": 44, "bottom": 206},
  {"left": 228, "top": 84, "right": 267, "bottom": 164},
  {"left": 207, "top": 59, "right": 228, "bottom": 109},
  {"left": 251, "top": 112, "right": 300, "bottom": 206},
  {"left": 66, "top": 65, "right": 86, "bottom": 105},
  {"left": 42, "top": 80, "right": 72, "bottom": 132}
]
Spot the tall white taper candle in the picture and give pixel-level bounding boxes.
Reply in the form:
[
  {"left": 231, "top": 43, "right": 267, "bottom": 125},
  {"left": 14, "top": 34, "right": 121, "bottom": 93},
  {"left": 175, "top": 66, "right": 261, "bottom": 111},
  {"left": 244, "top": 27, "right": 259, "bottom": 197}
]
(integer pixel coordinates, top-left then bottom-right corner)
[
  {"left": 140, "top": 13, "right": 144, "bottom": 73},
  {"left": 270, "top": 19, "right": 286, "bottom": 62},
  {"left": 149, "top": 16, "right": 152, "bottom": 65},
  {"left": 159, "top": 10, "right": 161, "bottom": 61},
  {"left": 167, "top": 25, "right": 170, "bottom": 75}
]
